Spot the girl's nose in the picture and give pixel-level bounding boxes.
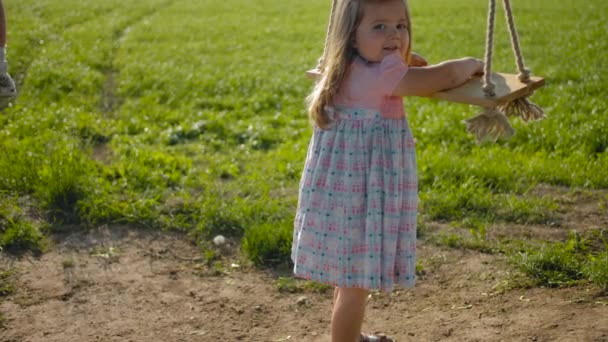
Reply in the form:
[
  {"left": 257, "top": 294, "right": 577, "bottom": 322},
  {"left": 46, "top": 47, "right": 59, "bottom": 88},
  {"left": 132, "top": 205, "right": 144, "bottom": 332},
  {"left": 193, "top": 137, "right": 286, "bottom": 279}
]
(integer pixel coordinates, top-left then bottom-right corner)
[{"left": 388, "top": 26, "right": 398, "bottom": 37}]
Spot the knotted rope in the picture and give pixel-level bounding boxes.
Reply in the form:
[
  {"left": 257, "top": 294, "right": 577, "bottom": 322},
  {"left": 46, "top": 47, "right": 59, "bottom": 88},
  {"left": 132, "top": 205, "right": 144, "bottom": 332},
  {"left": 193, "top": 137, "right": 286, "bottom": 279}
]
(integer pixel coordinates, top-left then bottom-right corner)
[
  {"left": 498, "top": 0, "right": 545, "bottom": 122},
  {"left": 466, "top": 0, "right": 545, "bottom": 142},
  {"left": 503, "top": 0, "right": 530, "bottom": 82},
  {"left": 481, "top": 0, "right": 497, "bottom": 97}
]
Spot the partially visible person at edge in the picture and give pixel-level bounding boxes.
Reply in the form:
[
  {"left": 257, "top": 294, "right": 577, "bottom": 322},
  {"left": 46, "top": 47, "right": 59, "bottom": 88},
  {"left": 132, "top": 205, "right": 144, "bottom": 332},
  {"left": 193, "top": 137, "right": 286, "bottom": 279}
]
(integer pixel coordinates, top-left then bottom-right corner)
[
  {"left": 0, "top": 0, "right": 16, "bottom": 103},
  {"left": 291, "top": 0, "right": 484, "bottom": 341}
]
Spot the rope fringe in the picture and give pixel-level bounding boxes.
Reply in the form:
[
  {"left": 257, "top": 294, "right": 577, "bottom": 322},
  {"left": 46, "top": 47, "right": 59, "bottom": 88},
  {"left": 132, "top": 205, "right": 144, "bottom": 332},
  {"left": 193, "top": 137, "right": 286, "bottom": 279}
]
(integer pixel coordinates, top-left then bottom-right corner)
[
  {"left": 465, "top": 108, "right": 515, "bottom": 143},
  {"left": 498, "top": 97, "right": 545, "bottom": 122}
]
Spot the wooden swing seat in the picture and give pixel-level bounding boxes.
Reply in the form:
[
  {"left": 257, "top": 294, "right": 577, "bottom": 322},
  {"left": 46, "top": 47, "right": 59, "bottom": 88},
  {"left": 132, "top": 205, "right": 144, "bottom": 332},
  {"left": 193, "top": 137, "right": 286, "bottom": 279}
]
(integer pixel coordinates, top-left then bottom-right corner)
[
  {"left": 305, "top": 69, "right": 544, "bottom": 108},
  {"left": 431, "top": 72, "right": 544, "bottom": 108}
]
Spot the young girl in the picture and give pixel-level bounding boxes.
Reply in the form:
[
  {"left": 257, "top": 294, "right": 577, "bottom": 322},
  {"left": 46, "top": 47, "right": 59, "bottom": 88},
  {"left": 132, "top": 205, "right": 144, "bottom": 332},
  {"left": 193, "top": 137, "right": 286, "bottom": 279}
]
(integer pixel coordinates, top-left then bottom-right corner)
[{"left": 291, "top": 0, "right": 483, "bottom": 341}]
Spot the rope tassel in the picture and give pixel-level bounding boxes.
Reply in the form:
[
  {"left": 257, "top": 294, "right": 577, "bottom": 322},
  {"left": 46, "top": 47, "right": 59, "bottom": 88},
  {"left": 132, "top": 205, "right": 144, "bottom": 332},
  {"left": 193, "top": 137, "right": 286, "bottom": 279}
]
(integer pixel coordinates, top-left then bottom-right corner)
[
  {"left": 465, "top": 108, "right": 515, "bottom": 143},
  {"left": 498, "top": 96, "right": 546, "bottom": 122}
]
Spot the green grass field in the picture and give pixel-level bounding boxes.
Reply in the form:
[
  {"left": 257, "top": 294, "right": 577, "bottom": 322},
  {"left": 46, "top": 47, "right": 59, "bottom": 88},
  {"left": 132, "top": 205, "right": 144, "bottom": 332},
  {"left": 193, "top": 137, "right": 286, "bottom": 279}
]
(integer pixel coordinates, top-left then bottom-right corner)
[{"left": 0, "top": 0, "right": 606, "bottom": 290}]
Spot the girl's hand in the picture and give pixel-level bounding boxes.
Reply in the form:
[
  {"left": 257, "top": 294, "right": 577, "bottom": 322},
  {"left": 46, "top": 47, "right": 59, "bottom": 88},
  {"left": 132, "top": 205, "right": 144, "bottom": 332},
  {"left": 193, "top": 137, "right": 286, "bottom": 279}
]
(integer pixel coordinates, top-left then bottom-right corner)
[
  {"left": 470, "top": 58, "right": 485, "bottom": 76},
  {"left": 409, "top": 52, "right": 428, "bottom": 67}
]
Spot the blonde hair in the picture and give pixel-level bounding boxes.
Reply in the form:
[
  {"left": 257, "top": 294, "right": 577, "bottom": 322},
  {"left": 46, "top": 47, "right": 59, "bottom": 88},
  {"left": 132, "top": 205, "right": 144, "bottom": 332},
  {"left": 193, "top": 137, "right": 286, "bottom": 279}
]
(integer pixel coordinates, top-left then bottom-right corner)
[{"left": 307, "top": 0, "right": 412, "bottom": 128}]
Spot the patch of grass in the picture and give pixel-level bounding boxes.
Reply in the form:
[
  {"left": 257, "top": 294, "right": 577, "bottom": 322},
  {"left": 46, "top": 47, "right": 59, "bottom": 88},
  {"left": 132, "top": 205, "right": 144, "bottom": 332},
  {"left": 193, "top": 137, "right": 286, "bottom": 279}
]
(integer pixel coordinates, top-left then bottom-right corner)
[
  {"left": 0, "top": 269, "right": 16, "bottom": 328},
  {"left": 432, "top": 232, "right": 498, "bottom": 254},
  {"left": 0, "top": 313, "right": 7, "bottom": 329},
  {"left": 275, "top": 276, "right": 332, "bottom": 294},
  {"left": 0, "top": 135, "right": 94, "bottom": 225},
  {"left": 77, "top": 184, "right": 162, "bottom": 229},
  {"left": 509, "top": 232, "right": 608, "bottom": 292},
  {"left": 496, "top": 194, "right": 560, "bottom": 225},
  {"left": 420, "top": 177, "right": 495, "bottom": 222},
  {"left": 37, "top": 141, "right": 93, "bottom": 224},
  {"left": 0, "top": 198, "right": 46, "bottom": 253},
  {"left": 242, "top": 221, "right": 292, "bottom": 267},
  {"left": 0, "top": 139, "right": 43, "bottom": 193},
  {"left": 420, "top": 178, "right": 559, "bottom": 225},
  {"left": 195, "top": 199, "right": 246, "bottom": 239},
  {"left": 584, "top": 232, "right": 608, "bottom": 292},
  {"left": 0, "top": 270, "right": 16, "bottom": 297},
  {"left": 275, "top": 276, "right": 302, "bottom": 293},
  {"left": 584, "top": 251, "right": 608, "bottom": 293},
  {"left": 513, "top": 241, "right": 585, "bottom": 288},
  {"left": 491, "top": 273, "right": 538, "bottom": 294},
  {"left": 0, "top": 220, "right": 45, "bottom": 253},
  {"left": 0, "top": 195, "right": 45, "bottom": 253}
]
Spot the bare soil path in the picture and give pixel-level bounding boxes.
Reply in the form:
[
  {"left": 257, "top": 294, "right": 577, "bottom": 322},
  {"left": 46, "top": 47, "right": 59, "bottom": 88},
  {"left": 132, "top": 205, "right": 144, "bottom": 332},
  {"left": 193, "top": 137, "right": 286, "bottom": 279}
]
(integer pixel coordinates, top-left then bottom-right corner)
[{"left": 1, "top": 223, "right": 606, "bottom": 342}]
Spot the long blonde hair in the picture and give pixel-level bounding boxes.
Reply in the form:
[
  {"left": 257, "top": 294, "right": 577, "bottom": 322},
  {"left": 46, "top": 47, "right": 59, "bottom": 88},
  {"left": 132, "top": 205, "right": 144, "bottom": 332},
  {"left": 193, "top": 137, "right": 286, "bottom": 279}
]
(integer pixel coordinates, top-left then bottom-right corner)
[{"left": 307, "top": 0, "right": 412, "bottom": 128}]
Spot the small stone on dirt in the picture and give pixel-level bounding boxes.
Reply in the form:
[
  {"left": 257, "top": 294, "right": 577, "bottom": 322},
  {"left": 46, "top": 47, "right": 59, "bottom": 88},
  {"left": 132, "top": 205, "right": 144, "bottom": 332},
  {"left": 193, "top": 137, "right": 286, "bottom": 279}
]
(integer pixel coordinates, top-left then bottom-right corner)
[{"left": 296, "top": 296, "right": 308, "bottom": 305}]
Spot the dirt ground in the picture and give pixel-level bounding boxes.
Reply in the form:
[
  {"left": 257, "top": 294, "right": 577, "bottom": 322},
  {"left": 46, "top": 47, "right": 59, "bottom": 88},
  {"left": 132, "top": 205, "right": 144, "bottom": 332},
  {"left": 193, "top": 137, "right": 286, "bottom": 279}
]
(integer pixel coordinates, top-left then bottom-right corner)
[{"left": 1, "top": 188, "right": 608, "bottom": 342}]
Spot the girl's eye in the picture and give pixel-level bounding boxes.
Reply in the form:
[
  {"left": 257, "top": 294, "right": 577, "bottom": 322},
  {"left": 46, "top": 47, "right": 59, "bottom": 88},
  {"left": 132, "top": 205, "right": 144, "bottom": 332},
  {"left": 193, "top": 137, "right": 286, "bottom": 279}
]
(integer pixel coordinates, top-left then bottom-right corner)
[
  {"left": 373, "top": 24, "right": 386, "bottom": 30},
  {"left": 397, "top": 24, "right": 408, "bottom": 30}
]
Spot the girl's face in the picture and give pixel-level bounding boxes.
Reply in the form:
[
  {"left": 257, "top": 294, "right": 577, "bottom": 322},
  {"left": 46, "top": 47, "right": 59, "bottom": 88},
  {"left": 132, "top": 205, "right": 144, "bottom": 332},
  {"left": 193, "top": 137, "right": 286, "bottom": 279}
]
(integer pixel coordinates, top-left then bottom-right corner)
[{"left": 353, "top": 0, "right": 410, "bottom": 62}]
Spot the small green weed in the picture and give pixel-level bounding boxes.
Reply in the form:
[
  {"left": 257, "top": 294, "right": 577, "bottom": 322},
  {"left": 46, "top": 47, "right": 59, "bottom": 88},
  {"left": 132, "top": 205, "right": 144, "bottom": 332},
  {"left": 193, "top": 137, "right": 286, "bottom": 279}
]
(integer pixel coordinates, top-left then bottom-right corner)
[
  {"left": 415, "top": 260, "right": 425, "bottom": 276},
  {"left": 62, "top": 259, "right": 76, "bottom": 269},
  {"left": 203, "top": 248, "right": 219, "bottom": 265},
  {"left": 211, "top": 261, "right": 225, "bottom": 276},
  {"left": 90, "top": 246, "right": 120, "bottom": 263}
]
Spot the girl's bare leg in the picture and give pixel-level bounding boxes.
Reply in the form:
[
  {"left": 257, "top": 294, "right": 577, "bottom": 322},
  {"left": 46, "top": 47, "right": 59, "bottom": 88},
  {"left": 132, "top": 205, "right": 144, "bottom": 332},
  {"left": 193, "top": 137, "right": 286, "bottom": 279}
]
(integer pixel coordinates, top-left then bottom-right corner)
[{"left": 331, "top": 287, "right": 368, "bottom": 342}]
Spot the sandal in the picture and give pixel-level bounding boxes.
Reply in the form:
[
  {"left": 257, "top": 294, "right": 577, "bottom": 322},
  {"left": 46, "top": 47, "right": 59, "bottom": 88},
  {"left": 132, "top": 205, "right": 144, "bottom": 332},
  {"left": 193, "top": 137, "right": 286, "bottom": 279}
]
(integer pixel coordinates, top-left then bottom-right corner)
[{"left": 359, "top": 333, "right": 395, "bottom": 342}]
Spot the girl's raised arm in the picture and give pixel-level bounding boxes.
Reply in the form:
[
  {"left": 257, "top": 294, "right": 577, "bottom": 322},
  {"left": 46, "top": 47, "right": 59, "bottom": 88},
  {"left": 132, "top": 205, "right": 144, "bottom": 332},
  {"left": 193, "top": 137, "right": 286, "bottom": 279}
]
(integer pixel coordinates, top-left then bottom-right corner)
[{"left": 393, "top": 58, "right": 484, "bottom": 97}]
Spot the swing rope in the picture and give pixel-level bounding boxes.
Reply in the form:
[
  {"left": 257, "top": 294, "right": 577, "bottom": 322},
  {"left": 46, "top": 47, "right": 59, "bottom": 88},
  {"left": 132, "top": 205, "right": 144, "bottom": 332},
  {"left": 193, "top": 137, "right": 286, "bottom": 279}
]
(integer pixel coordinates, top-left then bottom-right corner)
[
  {"left": 482, "top": 0, "right": 497, "bottom": 97},
  {"left": 503, "top": 0, "right": 530, "bottom": 82},
  {"left": 466, "top": 0, "right": 545, "bottom": 142},
  {"left": 467, "top": 0, "right": 514, "bottom": 142},
  {"left": 317, "top": 0, "right": 338, "bottom": 72},
  {"left": 498, "top": 0, "right": 545, "bottom": 123}
]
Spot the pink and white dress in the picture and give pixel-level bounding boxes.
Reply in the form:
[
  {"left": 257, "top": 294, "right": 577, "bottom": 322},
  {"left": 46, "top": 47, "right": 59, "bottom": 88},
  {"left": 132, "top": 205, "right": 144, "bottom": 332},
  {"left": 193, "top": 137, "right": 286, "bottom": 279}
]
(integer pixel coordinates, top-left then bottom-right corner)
[{"left": 292, "top": 53, "right": 418, "bottom": 291}]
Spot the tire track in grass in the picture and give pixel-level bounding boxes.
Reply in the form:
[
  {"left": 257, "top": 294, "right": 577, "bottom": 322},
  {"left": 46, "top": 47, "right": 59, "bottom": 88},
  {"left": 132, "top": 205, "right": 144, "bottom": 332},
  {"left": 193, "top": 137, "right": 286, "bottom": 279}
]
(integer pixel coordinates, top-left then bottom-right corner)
[
  {"left": 94, "top": 0, "right": 177, "bottom": 162},
  {"left": 13, "top": 1, "right": 175, "bottom": 112},
  {"left": 100, "top": 0, "right": 176, "bottom": 116},
  {"left": 9, "top": 3, "right": 124, "bottom": 95}
]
